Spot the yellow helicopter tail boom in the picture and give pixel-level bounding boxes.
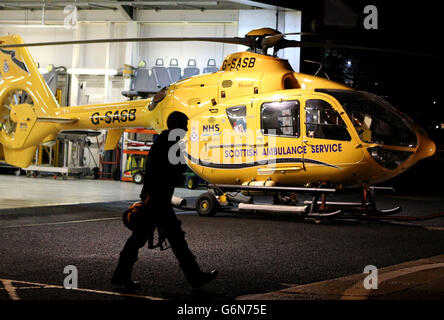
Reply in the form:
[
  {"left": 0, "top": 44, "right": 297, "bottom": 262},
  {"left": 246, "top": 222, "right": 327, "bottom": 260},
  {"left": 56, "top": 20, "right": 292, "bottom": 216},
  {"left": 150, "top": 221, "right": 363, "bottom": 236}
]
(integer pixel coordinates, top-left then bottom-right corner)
[{"left": 0, "top": 34, "right": 154, "bottom": 168}]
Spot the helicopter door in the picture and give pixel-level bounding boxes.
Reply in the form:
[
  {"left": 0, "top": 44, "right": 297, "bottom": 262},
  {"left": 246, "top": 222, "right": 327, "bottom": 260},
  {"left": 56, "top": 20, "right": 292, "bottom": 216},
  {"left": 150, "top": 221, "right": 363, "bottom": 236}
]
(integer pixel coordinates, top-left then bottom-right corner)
[
  {"left": 257, "top": 99, "right": 303, "bottom": 176},
  {"left": 302, "top": 98, "right": 352, "bottom": 167},
  {"left": 224, "top": 104, "right": 248, "bottom": 164},
  {"left": 199, "top": 105, "right": 248, "bottom": 177}
]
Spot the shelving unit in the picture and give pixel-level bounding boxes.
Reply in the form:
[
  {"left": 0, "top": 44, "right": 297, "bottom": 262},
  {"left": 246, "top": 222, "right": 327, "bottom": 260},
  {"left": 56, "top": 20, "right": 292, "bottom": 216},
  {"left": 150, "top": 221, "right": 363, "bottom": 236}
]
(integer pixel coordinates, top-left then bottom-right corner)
[
  {"left": 23, "top": 135, "right": 92, "bottom": 179},
  {"left": 121, "top": 128, "right": 157, "bottom": 183},
  {"left": 99, "top": 146, "right": 120, "bottom": 180}
]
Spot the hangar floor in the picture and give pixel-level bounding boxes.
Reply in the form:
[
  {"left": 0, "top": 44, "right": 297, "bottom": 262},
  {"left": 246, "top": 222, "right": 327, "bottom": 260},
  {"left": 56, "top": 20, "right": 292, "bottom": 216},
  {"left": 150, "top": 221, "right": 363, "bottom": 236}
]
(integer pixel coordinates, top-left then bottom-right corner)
[
  {"left": 1, "top": 173, "right": 444, "bottom": 305},
  {"left": 0, "top": 175, "right": 203, "bottom": 209}
]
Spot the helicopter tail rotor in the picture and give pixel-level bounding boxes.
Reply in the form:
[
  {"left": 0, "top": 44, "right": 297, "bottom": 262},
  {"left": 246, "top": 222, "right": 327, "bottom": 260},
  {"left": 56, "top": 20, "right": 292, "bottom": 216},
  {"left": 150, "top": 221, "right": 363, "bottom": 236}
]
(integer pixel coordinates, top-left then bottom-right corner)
[{"left": 0, "top": 34, "right": 69, "bottom": 168}]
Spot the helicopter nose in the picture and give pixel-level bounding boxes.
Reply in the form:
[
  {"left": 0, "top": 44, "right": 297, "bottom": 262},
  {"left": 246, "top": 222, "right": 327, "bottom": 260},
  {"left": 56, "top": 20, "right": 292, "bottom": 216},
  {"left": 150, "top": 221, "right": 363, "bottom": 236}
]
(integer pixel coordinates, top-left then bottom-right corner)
[{"left": 415, "top": 129, "right": 436, "bottom": 161}]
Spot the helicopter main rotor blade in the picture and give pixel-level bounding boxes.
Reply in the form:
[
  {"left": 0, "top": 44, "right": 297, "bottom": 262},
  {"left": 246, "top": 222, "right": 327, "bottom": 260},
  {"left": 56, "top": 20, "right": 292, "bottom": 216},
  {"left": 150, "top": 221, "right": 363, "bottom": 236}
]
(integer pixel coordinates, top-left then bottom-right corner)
[
  {"left": 261, "top": 32, "right": 317, "bottom": 48},
  {"left": 277, "top": 39, "right": 444, "bottom": 59},
  {"left": 2, "top": 33, "right": 439, "bottom": 59},
  {"left": 0, "top": 32, "right": 316, "bottom": 49},
  {"left": 0, "top": 36, "right": 253, "bottom": 49}
]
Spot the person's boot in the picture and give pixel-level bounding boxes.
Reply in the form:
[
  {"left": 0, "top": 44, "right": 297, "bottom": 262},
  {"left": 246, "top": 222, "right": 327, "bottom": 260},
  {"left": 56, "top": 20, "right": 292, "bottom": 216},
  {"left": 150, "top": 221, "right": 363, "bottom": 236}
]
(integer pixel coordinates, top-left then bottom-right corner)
[
  {"left": 189, "top": 269, "right": 219, "bottom": 289},
  {"left": 111, "top": 276, "right": 141, "bottom": 291},
  {"left": 111, "top": 256, "right": 141, "bottom": 292},
  {"left": 112, "top": 278, "right": 141, "bottom": 292}
]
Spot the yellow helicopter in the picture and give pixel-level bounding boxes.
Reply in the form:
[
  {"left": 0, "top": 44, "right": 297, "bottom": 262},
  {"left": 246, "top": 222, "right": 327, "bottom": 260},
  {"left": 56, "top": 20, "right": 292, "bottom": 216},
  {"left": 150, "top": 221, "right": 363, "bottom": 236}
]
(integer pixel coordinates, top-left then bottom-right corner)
[{"left": 0, "top": 28, "right": 438, "bottom": 220}]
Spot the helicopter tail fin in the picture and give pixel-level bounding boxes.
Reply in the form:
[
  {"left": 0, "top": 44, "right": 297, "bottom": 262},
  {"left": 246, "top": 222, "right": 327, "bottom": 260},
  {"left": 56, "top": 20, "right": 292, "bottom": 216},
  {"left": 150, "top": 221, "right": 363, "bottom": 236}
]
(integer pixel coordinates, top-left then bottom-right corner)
[{"left": 0, "top": 34, "right": 68, "bottom": 168}]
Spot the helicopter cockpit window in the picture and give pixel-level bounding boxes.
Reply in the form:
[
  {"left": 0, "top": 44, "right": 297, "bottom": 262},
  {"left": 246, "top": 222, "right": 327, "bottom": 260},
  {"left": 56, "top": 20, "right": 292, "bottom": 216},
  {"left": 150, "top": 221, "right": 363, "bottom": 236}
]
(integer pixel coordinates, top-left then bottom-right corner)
[
  {"left": 305, "top": 99, "right": 351, "bottom": 141},
  {"left": 316, "top": 89, "right": 417, "bottom": 147},
  {"left": 226, "top": 105, "right": 247, "bottom": 133},
  {"left": 261, "top": 100, "right": 300, "bottom": 137}
]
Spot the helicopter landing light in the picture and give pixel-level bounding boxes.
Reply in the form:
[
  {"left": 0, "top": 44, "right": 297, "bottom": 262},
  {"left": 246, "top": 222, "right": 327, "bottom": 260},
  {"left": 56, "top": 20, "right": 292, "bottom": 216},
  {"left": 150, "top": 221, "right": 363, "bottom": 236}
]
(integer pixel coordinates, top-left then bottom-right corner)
[
  {"left": 239, "top": 203, "right": 308, "bottom": 214},
  {"left": 257, "top": 166, "right": 304, "bottom": 174}
]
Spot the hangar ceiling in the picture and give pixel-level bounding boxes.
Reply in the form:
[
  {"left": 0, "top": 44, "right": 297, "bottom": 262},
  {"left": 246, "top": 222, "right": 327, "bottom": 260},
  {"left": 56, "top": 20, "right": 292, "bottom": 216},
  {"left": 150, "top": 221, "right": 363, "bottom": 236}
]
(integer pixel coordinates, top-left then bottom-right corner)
[{"left": 0, "top": 0, "right": 286, "bottom": 11}]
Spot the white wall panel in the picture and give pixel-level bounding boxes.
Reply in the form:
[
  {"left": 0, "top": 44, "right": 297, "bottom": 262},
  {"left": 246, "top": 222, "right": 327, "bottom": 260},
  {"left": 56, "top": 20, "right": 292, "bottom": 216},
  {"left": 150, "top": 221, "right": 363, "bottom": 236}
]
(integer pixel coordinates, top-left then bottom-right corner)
[
  {"left": 78, "top": 23, "right": 107, "bottom": 69},
  {"left": 282, "top": 11, "right": 302, "bottom": 72},
  {"left": 0, "top": 26, "right": 74, "bottom": 68},
  {"left": 111, "top": 23, "right": 128, "bottom": 70},
  {"left": 138, "top": 22, "right": 238, "bottom": 70},
  {"left": 238, "top": 9, "right": 278, "bottom": 37},
  {"left": 136, "top": 10, "right": 238, "bottom": 23},
  {"left": 0, "top": 9, "right": 130, "bottom": 23}
]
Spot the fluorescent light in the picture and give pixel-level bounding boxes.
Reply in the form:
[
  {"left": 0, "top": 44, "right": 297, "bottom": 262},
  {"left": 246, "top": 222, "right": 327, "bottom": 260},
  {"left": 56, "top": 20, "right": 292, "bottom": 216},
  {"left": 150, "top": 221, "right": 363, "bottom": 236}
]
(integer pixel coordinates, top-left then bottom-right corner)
[
  {"left": 67, "top": 68, "right": 117, "bottom": 76},
  {"left": 0, "top": 24, "right": 70, "bottom": 29}
]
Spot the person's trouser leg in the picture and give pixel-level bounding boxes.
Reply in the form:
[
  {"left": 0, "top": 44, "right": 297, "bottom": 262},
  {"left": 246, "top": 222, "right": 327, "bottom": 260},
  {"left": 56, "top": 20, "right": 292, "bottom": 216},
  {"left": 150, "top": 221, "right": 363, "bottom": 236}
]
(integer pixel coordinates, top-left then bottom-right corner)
[
  {"left": 163, "top": 219, "right": 218, "bottom": 288},
  {"left": 161, "top": 216, "right": 202, "bottom": 282},
  {"left": 112, "top": 231, "right": 149, "bottom": 283}
]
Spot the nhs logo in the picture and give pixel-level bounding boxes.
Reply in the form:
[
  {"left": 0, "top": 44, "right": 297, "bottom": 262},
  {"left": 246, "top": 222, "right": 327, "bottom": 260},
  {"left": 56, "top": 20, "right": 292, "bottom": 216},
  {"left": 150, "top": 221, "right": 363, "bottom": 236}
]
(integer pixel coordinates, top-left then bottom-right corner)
[
  {"left": 202, "top": 124, "right": 220, "bottom": 132},
  {"left": 202, "top": 124, "right": 221, "bottom": 137}
]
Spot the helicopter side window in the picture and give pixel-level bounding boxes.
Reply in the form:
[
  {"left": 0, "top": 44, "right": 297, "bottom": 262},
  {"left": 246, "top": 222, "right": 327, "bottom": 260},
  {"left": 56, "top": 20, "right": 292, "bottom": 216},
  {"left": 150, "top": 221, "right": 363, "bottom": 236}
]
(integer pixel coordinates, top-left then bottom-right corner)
[
  {"left": 226, "top": 105, "right": 247, "bottom": 133},
  {"left": 305, "top": 99, "right": 351, "bottom": 141},
  {"left": 261, "top": 100, "right": 300, "bottom": 137}
]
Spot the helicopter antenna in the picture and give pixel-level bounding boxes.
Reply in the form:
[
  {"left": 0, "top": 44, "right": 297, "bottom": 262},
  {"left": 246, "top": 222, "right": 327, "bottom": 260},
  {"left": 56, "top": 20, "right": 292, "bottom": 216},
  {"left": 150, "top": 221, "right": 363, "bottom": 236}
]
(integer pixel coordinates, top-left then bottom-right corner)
[
  {"left": 303, "top": 60, "right": 330, "bottom": 79},
  {"left": 304, "top": 60, "right": 323, "bottom": 76}
]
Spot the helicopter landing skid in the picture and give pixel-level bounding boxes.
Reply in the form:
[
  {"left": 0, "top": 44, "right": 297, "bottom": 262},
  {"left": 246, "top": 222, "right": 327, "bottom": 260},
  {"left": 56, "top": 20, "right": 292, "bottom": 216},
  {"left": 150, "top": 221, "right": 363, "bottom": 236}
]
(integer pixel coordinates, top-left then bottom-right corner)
[
  {"left": 189, "top": 184, "right": 444, "bottom": 223},
  {"left": 301, "top": 201, "right": 402, "bottom": 216},
  {"left": 302, "top": 186, "right": 402, "bottom": 219},
  {"left": 194, "top": 184, "right": 406, "bottom": 221},
  {"left": 200, "top": 183, "right": 342, "bottom": 219}
]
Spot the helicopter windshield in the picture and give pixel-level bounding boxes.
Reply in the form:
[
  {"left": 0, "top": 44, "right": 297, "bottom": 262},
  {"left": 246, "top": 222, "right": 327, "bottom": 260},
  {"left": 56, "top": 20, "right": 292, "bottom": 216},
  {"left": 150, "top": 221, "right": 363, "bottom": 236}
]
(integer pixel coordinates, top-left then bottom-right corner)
[{"left": 316, "top": 89, "right": 417, "bottom": 148}]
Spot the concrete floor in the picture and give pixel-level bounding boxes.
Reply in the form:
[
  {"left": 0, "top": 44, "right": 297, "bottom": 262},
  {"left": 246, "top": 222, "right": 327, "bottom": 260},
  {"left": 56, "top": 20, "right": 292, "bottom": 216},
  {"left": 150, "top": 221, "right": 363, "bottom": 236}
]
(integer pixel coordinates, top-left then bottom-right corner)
[
  {"left": 0, "top": 174, "right": 203, "bottom": 209},
  {"left": 2, "top": 173, "right": 444, "bottom": 304}
]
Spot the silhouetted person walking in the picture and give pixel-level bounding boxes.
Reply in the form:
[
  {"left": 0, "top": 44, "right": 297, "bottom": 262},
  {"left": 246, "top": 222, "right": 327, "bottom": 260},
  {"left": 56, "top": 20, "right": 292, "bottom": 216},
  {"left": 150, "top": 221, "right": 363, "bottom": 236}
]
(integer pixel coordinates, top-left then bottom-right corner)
[{"left": 112, "top": 112, "right": 218, "bottom": 291}]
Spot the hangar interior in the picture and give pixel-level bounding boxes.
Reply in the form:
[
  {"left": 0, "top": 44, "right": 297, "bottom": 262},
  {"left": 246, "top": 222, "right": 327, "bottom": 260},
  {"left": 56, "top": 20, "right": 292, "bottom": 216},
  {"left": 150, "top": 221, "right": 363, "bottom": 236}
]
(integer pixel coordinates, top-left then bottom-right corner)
[
  {"left": 0, "top": 0, "right": 301, "bottom": 181},
  {"left": 0, "top": 1, "right": 301, "bottom": 105}
]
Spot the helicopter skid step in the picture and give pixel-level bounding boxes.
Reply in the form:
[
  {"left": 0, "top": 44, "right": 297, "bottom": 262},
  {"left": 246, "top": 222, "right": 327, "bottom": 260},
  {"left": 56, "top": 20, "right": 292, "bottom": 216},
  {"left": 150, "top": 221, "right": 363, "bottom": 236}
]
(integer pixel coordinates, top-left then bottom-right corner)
[
  {"left": 218, "top": 203, "right": 342, "bottom": 218},
  {"left": 306, "top": 210, "right": 342, "bottom": 218},
  {"left": 378, "top": 206, "right": 402, "bottom": 215},
  {"left": 303, "top": 200, "right": 369, "bottom": 207},
  {"left": 238, "top": 202, "right": 308, "bottom": 215}
]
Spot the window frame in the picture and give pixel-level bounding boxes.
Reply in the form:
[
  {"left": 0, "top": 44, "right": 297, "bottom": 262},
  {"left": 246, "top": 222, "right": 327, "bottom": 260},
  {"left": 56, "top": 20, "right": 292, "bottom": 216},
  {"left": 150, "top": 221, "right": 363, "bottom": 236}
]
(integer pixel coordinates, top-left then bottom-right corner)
[
  {"left": 304, "top": 98, "right": 352, "bottom": 142},
  {"left": 226, "top": 105, "right": 247, "bottom": 133},
  {"left": 260, "top": 100, "right": 301, "bottom": 138},
  {"left": 315, "top": 89, "right": 417, "bottom": 147}
]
